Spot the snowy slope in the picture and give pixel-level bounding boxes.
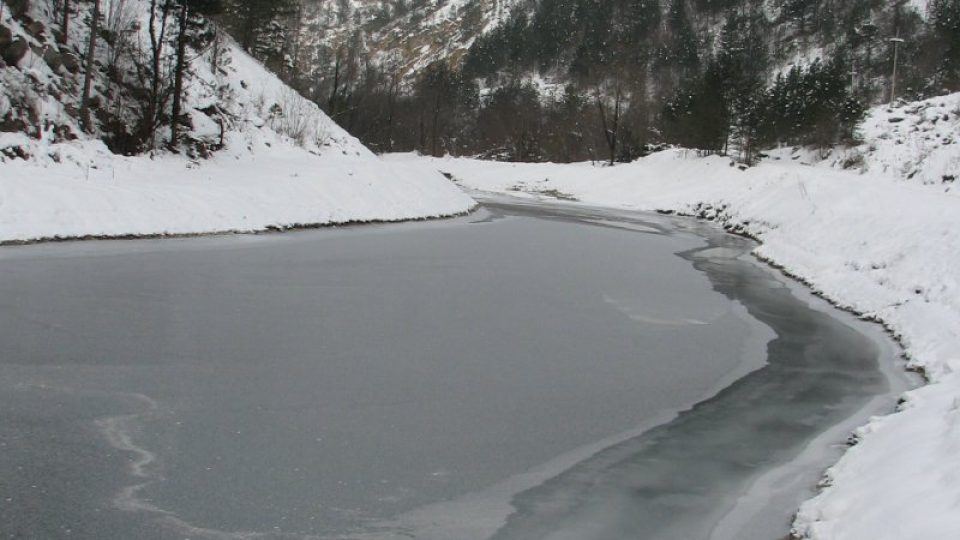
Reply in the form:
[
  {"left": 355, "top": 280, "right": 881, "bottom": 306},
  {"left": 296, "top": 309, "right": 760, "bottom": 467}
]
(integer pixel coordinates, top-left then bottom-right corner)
[
  {"left": 856, "top": 94, "right": 960, "bottom": 186},
  {"left": 300, "top": 0, "right": 524, "bottom": 79},
  {"left": 388, "top": 95, "right": 960, "bottom": 539},
  {"left": 0, "top": 1, "right": 476, "bottom": 243},
  {"left": 771, "top": 93, "right": 960, "bottom": 188},
  {"left": 0, "top": 130, "right": 474, "bottom": 243}
]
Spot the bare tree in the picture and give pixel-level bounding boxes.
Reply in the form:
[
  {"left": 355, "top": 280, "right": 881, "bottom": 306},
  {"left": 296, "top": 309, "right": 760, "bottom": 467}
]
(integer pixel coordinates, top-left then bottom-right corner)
[
  {"left": 80, "top": 0, "right": 103, "bottom": 133},
  {"left": 104, "top": 0, "right": 138, "bottom": 116},
  {"left": 170, "top": 0, "right": 190, "bottom": 146},
  {"left": 61, "top": 0, "right": 71, "bottom": 46},
  {"left": 595, "top": 81, "right": 623, "bottom": 165},
  {"left": 144, "top": 0, "right": 172, "bottom": 147}
]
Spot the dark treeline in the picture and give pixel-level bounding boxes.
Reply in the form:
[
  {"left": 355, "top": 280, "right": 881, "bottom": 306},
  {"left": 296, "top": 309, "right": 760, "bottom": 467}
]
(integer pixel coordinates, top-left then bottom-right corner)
[{"left": 220, "top": 0, "right": 960, "bottom": 163}]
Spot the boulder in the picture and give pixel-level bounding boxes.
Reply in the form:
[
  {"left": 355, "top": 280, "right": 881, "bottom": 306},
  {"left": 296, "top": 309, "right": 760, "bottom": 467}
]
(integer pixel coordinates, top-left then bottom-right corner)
[
  {"left": 25, "top": 21, "right": 45, "bottom": 39},
  {"left": 43, "top": 47, "right": 63, "bottom": 72},
  {"left": 2, "top": 38, "right": 30, "bottom": 67},
  {"left": 60, "top": 50, "right": 80, "bottom": 73},
  {"left": 0, "top": 24, "right": 12, "bottom": 48}
]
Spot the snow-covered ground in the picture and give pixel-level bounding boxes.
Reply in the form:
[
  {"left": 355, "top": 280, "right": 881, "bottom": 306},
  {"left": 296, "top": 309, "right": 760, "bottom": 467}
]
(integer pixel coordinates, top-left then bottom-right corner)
[
  {"left": 387, "top": 98, "right": 960, "bottom": 538},
  {"left": 0, "top": 1, "right": 475, "bottom": 243},
  {"left": 0, "top": 130, "right": 475, "bottom": 243}
]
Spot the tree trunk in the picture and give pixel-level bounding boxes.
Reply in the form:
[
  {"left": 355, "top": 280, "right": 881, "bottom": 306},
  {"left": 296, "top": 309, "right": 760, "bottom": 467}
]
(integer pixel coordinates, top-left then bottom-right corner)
[
  {"left": 385, "top": 75, "right": 397, "bottom": 152},
  {"left": 431, "top": 93, "right": 441, "bottom": 157},
  {"left": 288, "top": 1, "right": 305, "bottom": 81},
  {"left": 79, "top": 0, "right": 102, "bottom": 133},
  {"left": 328, "top": 52, "right": 342, "bottom": 116},
  {"left": 61, "top": 0, "right": 70, "bottom": 46},
  {"left": 146, "top": 0, "right": 170, "bottom": 148},
  {"left": 596, "top": 85, "right": 622, "bottom": 165},
  {"left": 170, "top": 1, "right": 190, "bottom": 148}
]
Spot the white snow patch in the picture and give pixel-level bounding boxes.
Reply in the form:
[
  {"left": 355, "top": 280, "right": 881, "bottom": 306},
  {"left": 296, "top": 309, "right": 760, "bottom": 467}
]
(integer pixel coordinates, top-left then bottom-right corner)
[{"left": 0, "top": 131, "right": 475, "bottom": 243}]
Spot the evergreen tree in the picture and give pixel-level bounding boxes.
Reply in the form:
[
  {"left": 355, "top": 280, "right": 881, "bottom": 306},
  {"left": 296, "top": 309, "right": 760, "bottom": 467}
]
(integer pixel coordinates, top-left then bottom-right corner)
[
  {"left": 714, "top": 12, "right": 769, "bottom": 161},
  {"left": 531, "top": 0, "right": 579, "bottom": 69},
  {"left": 570, "top": 0, "right": 616, "bottom": 78},
  {"left": 666, "top": 0, "right": 699, "bottom": 69},
  {"left": 463, "top": 11, "right": 530, "bottom": 79},
  {"left": 542, "top": 86, "right": 592, "bottom": 162},
  {"left": 659, "top": 61, "right": 729, "bottom": 153},
  {"left": 478, "top": 83, "right": 543, "bottom": 161},
  {"left": 780, "top": 0, "right": 820, "bottom": 35},
  {"left": 618, "top": 0, "right": 661, "bottom": 45},
  {"left": 413, "top": 62, "right": 478, "bottom": 156},
  {"left": 756, "top": 59, "right": 865, "bottom": 150},
  {"left": 931, "top": 0, "right": 960, "bottom": 89}
]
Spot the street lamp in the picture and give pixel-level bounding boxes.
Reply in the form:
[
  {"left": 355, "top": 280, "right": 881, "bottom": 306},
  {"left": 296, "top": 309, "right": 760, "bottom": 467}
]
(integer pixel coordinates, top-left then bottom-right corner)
[{"left": 889, "top": 35, "right": 905, "bottom": 106}]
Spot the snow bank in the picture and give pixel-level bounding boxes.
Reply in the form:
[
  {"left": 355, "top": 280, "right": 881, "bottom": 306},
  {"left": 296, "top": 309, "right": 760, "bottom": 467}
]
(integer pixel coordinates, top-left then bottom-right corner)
[
  {"left": 387, "top": 125, "right": 960, "bottom": 539},
  {"left": 0, "top": 129, "right": 474, "bottom": 242}
]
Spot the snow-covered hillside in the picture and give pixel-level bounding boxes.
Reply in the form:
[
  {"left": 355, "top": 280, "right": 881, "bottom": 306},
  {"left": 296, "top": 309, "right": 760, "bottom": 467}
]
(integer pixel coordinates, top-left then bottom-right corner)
[
  {"left": 299, "top": 0, "right": 523, "bottom": 79},
  {"left": 389, "top": 92, "right": 960, "bottom": 540},
  {"left": 0, "top": 0, "right": 476, "bottom": 243},
  {"left": 784, "top": 93, "right": 960, "bottom": 188}
]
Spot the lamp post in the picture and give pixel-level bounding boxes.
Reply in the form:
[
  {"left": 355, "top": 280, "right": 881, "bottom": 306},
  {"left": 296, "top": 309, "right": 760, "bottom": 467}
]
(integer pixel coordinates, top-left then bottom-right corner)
[{"left": 889, "top": 36, "right": 905, "bottom": 106}]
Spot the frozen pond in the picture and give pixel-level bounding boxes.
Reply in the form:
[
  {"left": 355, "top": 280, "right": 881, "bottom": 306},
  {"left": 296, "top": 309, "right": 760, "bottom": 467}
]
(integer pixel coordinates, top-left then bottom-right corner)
[{"left": 0, "top": 201, "right": 904, "bottom": 539}]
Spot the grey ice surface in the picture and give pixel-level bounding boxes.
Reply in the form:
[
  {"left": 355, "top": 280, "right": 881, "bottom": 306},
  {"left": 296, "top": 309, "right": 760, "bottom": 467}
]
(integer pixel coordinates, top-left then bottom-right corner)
[{"left": 0, "top": 201, "right": 898, "bottom": 540}]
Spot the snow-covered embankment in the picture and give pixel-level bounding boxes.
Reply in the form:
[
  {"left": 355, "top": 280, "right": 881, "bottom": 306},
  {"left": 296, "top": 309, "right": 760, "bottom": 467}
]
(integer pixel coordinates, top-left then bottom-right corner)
[
  {"left": 388, "top": 94, "right": 960, "bottom": 540},
  {"left": 0, "top": 130, "right": 476, "bottom": 243},
  {"left": 0, "top": 2, "right": 475, "bottom": 244}
]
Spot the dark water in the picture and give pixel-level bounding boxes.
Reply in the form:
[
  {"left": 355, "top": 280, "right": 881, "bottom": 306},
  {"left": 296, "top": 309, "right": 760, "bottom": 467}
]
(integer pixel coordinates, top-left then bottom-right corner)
[{"left": 0, "top": 201, "right": 901, "bottom": 539}]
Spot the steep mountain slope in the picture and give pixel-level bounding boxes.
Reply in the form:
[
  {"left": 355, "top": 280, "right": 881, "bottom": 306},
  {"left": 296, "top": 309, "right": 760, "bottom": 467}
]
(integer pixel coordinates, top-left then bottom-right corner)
[
  {"left": 239, "top": 0, "right": 956, "bottom": 163},
  {"left": 0, "top": 0, "right": 475, "bottom": 242},
  {"left": 299, "top": 0, "right": 524, "bottom": 77},
  {"left": 292, "top": 0, "right": 934, "bottom": 93}
]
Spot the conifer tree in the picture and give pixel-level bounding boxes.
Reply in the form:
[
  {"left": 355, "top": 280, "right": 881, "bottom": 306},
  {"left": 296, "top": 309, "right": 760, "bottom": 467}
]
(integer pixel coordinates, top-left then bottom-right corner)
[
  {"left": 931, "top": 0, "right": 960, "bottom": 89},
  {"left": 667, "top": 0, "right": 699, "bottom": 69}
]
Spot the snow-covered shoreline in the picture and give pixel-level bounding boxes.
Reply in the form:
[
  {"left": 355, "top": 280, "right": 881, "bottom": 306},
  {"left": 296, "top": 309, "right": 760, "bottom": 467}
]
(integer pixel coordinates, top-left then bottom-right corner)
[
  {"left": 388, "top": 121, "right": 960, "bottom": 539},
  {"left": 0, "top": 128, "right": 476, "bottom": 245}
]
